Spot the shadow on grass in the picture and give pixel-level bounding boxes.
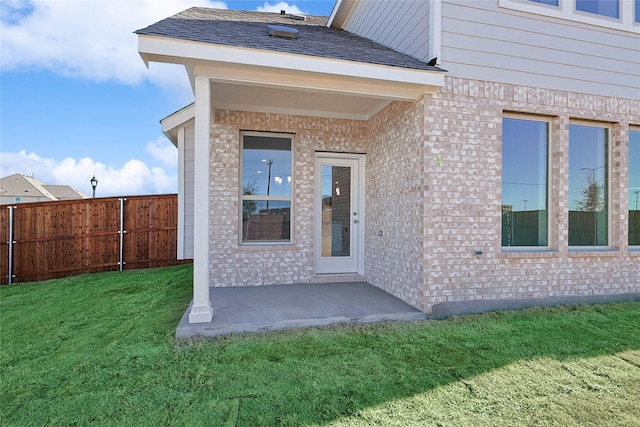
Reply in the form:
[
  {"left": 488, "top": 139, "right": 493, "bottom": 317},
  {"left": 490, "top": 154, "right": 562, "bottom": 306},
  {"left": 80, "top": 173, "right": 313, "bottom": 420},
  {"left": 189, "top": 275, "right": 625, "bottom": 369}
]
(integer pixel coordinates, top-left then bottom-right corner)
[{"left": 1, "top": 264, "right": 639, "bottom": 426}]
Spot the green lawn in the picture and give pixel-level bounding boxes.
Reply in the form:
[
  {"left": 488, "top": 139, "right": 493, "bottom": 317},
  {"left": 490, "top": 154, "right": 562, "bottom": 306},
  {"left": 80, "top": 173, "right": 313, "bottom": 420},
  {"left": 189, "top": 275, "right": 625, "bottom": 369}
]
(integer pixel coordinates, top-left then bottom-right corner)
[{"left": 1, "top": 265, "right": 639, "bottom": 426}]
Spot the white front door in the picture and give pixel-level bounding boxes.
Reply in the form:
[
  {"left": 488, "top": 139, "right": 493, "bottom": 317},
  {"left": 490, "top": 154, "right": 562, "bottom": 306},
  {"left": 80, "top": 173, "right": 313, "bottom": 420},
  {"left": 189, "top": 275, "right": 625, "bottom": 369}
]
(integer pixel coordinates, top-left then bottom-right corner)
[{"left": 315, "top": 153, "right": 364, "bottom": 274}]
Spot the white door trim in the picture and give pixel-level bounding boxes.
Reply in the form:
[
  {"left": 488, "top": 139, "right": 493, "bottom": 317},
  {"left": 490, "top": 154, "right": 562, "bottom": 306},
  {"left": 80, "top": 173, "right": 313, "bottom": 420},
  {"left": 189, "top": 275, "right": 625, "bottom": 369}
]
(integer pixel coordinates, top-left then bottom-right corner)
[{"left": 314, "top": 152, "right": 365, "bottom": 275}]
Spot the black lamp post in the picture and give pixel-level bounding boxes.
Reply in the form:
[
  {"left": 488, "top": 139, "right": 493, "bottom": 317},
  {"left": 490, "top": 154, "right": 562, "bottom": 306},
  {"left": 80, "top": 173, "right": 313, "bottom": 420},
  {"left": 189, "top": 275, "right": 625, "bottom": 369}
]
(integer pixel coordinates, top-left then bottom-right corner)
[
  {"left": 266, "top": 159, "right": 273, "bottom": 210},
  {"left": 90, "top": 175, "right": 98, "bottom": 198}
]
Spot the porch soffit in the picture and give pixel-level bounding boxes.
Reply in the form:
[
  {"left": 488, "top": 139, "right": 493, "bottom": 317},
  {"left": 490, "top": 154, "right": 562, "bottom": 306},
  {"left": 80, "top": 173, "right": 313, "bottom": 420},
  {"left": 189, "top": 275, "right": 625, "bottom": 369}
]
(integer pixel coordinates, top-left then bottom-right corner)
[{"left": 138, "top": 37, "right": 444, "bottom": 120}]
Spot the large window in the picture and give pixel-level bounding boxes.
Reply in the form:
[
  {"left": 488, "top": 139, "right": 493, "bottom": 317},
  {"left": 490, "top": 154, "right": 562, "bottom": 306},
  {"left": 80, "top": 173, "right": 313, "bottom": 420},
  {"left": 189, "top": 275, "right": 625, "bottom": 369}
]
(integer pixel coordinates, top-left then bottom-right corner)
[
  {"left": 568, "top": 124, "right": 609, "bottom": 246},
  {"left": 502, "top": 117, "right": 549, "bottom": 247},
  {"left": 630, "top": 129, "right": 640, "bottom": 246},
  {"left": 240, "top": 133, "right": 293, "bottom": 243}
]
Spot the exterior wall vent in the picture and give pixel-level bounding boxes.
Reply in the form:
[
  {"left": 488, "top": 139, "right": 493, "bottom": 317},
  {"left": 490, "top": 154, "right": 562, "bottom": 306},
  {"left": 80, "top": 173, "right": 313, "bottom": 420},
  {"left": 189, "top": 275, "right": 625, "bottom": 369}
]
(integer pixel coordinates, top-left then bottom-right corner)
[{"left": 267, "top": 25, "right": 299, "bottom": 39}]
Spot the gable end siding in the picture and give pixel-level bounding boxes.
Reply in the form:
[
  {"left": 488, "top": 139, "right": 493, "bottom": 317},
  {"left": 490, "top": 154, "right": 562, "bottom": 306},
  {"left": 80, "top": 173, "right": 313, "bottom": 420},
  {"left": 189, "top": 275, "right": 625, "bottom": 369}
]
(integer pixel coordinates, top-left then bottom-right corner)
[{"left": 344, "top": 0, "right": 431, "bottom": 62}]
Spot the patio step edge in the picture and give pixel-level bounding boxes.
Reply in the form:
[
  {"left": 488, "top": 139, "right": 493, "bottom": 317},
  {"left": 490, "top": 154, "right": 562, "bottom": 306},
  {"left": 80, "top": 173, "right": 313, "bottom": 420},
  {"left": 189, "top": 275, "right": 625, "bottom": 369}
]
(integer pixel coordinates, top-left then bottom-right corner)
[{"left": 310, "top": 274, "right": 366, "bottom": 284}]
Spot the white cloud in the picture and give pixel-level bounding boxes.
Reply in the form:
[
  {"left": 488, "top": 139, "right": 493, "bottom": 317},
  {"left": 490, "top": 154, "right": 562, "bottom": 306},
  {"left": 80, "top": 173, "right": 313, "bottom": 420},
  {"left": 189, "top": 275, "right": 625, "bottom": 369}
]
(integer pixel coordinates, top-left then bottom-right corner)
[
  {"left": 256, "top": 2, "right": 306, "bottom": 14},
  {"left": 0, "top": 150, "right": 177, "bottom": 197},
  {"left": 0, "top": 0, "right": 227, "bottom": 89},
  {"left": 0, "top": 0, "right": 315, "bottom": 94},
  {"left": 145, "top": 136, "right": 178, "bottom": 167}
]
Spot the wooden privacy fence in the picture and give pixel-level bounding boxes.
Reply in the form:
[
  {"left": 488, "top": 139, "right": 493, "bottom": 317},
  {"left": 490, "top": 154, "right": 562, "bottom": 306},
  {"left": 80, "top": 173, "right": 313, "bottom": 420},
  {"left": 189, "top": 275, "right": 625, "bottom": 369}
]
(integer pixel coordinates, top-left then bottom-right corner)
[{"left": 1, "top": 194, "right": 190, "bottom": 285}]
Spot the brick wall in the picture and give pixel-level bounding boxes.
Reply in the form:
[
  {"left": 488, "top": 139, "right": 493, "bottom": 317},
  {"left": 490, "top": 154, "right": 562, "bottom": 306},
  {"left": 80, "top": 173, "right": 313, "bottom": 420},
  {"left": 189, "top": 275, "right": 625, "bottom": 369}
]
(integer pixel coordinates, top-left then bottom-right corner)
[
  {"left": 422, "top": 77, "right": 640, "bottom": 312},
  {"left": 208, "top": 111, "right": 367, "bottom": 286},
  {"left": 365, "top": 99, "right": 427, "bottom": 310},
  {"left": 202, "top": 77, "right": 639, "bottom": 314}
]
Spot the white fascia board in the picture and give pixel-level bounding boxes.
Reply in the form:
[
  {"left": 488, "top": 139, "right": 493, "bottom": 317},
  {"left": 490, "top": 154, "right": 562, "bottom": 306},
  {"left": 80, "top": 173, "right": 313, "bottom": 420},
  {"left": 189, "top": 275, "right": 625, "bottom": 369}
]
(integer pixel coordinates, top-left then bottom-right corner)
[
  {"left": 195, "top": 62, "right": 441, "bottom": 100},
  {"left": 138, "top": 35, "right": 444, "bottom": 97},
  {"left": 328, "top": 0, "right": 358, "bottom": 29},
  {"left": 161, "top": 104, "right": 195, "bottom": 147}
]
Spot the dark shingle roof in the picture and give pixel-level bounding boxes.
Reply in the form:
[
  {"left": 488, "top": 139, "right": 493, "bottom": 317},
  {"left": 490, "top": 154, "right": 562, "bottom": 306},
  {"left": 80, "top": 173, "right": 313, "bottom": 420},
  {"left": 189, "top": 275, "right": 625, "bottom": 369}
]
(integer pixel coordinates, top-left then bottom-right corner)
[{"left": 136, "top": 8, "right": 440, "bottom": 72}]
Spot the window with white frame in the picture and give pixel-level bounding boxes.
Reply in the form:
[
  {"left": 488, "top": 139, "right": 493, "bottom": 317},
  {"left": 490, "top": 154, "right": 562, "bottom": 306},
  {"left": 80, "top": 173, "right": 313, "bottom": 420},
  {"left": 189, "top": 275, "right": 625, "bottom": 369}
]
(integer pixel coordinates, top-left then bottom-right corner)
[
  {"left": 568, "top": 123, "right": 609, "bottom": 247},
  {"left": 240, "top": 132, "right": 293, "bottom": 243},
  {"left": 503, "top": 0, "right": 638, "bottom": 32},
  {"left": 629, "top": 129, "right": 640, "bottom": 246},
  {"left": 502, "top": 116, "right": 550, "bottom": 247}
]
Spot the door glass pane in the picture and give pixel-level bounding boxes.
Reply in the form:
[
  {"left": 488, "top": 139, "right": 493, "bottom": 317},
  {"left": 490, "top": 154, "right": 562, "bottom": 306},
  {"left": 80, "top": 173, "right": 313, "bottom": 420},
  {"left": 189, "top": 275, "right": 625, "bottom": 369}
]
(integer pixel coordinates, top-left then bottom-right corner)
[{"left": 321, "top": 165, "right": 351, "bottom": 257}]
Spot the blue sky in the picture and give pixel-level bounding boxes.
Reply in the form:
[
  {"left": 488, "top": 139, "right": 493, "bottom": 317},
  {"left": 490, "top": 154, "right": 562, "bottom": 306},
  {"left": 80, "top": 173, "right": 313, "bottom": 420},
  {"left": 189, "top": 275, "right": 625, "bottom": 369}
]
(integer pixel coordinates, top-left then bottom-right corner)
[{"left": 1, "top": 0, "right": 335, "bottom": 197}]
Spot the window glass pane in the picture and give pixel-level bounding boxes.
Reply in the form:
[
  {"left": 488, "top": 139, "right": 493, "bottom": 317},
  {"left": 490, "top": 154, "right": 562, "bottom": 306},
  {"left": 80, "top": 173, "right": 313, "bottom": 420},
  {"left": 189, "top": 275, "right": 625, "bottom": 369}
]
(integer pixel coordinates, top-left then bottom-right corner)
[
  {"left": 576, "top": 0, "right": 619, "bottom": 18},
  {"left": 242, "top": 201, "right": 290, "bottom": 242},
  {"left": 569, "top": 124, "right": 608, "bottom": 246},
  {"left": 242, "top": 135, "right": 291, "bottom": 197},
  {"left": 528, "top": 0, "right": 559, "bottom": 6},
  {"left": 502, "top": 118, "right": 549, "bottom": 247},
  {"left": 636, "top": 0, "right": 640, "bottom": 23},
  {"left": 629, "top": 130, "right": 640, "bottom": 245}
]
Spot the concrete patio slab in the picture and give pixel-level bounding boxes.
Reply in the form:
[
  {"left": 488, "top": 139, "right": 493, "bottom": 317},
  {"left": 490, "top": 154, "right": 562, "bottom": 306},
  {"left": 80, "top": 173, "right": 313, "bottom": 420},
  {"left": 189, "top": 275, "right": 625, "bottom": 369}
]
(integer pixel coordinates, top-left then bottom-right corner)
[{"left": 176, "top": 282, "right": 426, "bottom": 338}]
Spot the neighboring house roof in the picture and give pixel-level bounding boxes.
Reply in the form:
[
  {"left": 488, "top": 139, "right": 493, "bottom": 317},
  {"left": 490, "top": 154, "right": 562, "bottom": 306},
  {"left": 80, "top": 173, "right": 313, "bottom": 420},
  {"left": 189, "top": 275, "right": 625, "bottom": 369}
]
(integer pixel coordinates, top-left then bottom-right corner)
[
  {"left": 135, "top": 8, "right": 440, "bottom": 72},
  {"left": 43, "top": 185, "right": 88, "bottom": 200},
  {"left": 0, "top": 174, "right": 87, "bottom": 202}
]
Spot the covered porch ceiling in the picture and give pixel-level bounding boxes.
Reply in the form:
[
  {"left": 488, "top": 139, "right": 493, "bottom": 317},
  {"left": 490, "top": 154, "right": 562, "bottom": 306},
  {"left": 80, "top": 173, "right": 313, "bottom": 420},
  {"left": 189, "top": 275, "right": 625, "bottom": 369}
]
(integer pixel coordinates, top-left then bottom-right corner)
[{"left": 139, "top": 36, "right": 445, "bottom": 121}]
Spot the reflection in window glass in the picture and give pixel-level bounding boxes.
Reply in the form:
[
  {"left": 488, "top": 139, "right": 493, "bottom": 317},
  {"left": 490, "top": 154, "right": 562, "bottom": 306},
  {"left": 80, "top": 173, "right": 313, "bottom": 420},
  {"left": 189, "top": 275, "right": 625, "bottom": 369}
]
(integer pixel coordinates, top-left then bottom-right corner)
[
  {"left": 629, "top": 130, "right": 640, "bottom": 245},
  {"left": 321, "top": 165, "right": 351, "bottom": 257},
  {"left": 502, "top": 117, "right": 549, "bottom": 247},
  {"left": 241, "top": 134, "right": 292, "bottom": 242},
  {"left": 576, "top": 0, "right": 619, "bottom": 19},
  {"left": 528, "top": 0, "right": 559, "bottom": 6},
  {"left": 242, "top": 136, "right": 291, "bottom": 198},
  {"left": 569, "top": 124, "right": 608, "bottom": 246},
  {"left": 242, "top": 201, "right": 291, "bottom": 241}
]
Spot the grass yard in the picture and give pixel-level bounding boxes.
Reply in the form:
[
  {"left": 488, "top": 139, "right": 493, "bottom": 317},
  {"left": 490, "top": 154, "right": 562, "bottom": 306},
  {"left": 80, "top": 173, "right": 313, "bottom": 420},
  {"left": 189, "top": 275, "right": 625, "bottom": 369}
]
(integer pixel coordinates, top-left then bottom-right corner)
[{"left": 1, "top": 265, "right": 639, "bottom": 426}]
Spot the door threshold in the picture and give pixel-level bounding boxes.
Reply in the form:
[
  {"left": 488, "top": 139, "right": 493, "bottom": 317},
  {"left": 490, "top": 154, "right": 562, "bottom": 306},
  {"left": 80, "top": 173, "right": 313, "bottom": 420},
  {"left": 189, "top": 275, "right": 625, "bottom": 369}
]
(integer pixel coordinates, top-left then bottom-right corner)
[{"left": 311, "top": 274, "right": 366, "bottom": 284}]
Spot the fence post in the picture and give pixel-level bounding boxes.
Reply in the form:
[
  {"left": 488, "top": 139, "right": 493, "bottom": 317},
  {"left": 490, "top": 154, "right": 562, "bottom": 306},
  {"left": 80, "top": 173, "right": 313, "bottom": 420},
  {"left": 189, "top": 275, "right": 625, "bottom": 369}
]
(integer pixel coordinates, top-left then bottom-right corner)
[
  {"left": 119, "top": 197, "right": 126, "bottom": 272},
  {"left": 7, "top": 206, "right": 15, "bottom": 284}
]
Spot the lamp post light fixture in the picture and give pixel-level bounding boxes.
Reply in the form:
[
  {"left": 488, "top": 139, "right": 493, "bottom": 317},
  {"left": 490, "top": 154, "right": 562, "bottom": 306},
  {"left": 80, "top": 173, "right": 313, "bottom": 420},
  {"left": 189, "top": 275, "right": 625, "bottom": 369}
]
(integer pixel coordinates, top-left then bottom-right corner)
[{"left": 90, "top": 175, "right": 98, "bottom": 198}]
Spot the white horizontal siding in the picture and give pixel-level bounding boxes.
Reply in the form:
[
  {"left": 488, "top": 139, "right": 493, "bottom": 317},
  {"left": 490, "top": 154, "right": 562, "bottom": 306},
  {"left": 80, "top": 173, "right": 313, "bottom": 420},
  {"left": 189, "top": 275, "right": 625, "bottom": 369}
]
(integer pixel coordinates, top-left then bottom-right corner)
[
  {"left": 344, "top": 0, "right": 431, "bottom": 61},
  {"left": 183, "top": 123, "right": 195, "bottom": 259},
  {"left": 441, "top": 1, "right": 640, "bottom": 100}
]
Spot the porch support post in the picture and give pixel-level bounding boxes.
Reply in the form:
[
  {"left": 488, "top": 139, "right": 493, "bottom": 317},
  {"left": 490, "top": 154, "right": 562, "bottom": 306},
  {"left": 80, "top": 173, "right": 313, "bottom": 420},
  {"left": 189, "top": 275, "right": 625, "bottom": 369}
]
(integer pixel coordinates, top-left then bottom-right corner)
[{"left": 189, "top": 74, "right": 214, "bottom": 323}]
